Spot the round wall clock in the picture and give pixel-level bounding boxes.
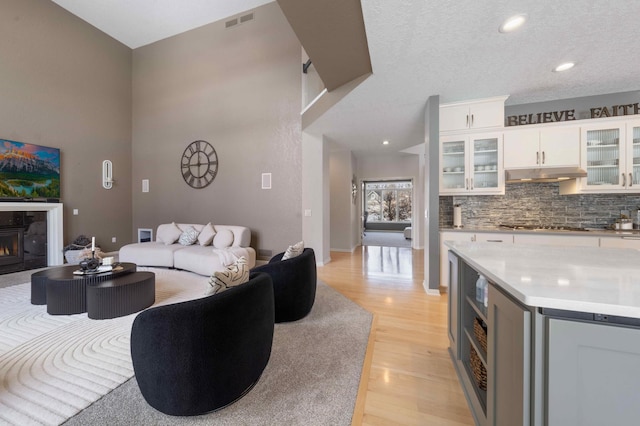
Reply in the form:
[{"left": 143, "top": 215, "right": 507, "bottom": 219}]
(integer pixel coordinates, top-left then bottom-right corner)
[{"left": 180, "top": 140, "right": 218, "bottom": 189}]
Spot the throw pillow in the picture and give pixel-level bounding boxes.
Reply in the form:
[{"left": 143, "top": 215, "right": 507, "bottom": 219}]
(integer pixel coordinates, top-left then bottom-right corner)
[
  {"left": 213, "top": 229, "right": 234, "bottom": 248},
  {"left": 198, "top": 222, "right": 216, "bottom": 246},
  {"left": 207, "top": 256, "right": 249, "bottom": 295},
  {"left": 282, "top": 241, "right": 304, "bottom": 260},
  {"left": 178, "top": 225, "right": 200, "bottom": 246},
  {"left": 157, "top": 222, "right": 183, "bottom": 245}
]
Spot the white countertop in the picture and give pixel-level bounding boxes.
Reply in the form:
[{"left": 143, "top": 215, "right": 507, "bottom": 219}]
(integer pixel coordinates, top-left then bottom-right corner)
[{"left": 445, "top": 241, "right": 640, "bottom": 318}]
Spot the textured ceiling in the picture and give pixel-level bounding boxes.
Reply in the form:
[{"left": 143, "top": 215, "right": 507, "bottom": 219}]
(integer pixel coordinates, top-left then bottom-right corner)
[
  {"left": 50, "top": 0, "right": 640, "bottom": 156},
  {"left": 307, "top": 0, "right": 640, "bottom": 155}
]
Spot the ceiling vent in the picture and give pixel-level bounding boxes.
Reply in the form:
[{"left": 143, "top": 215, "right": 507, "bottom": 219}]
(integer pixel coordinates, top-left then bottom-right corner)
[
  {"left": 240, "top": 13, "right": 254, "bottom": 23},
  {"left": 225, "top": 12, "right": 254, "bottom": 29}
]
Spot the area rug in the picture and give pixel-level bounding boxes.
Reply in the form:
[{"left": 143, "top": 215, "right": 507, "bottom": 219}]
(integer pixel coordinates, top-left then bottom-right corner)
[{"left": 0, "top": 268, "right": 372, "bottom": 425}]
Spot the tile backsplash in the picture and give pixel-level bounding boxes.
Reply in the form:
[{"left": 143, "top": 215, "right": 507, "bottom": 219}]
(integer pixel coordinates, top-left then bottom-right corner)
[{"left": 439, "top": 183, "right": 640, "bottom": 229}]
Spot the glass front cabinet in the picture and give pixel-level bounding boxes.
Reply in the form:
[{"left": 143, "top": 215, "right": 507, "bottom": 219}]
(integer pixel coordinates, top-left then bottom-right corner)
[
  {"left": 440, "top": 133, "right": 504, "bottom": 195},
  {"left": 579, "top": 120, "right": 640, "bottom": 192}
]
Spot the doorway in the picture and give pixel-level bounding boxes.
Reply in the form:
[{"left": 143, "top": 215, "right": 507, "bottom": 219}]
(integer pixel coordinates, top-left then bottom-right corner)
[{"left": 362, "top": 179, "right": 412, "bottom": 248}]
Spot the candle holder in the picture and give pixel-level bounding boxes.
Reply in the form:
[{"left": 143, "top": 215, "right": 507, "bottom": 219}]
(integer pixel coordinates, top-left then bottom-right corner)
[{"left": 79, "top": 251, "right": 100, "bottom": 272}]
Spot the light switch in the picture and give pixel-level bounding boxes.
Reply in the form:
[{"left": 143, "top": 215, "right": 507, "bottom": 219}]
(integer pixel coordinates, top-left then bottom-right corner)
[
  {"left": 142, "top": 179, "right": 149, "bottom": 193},
  {"left": 304, "top": 209, "right": 312, "bottom": 217},
  {"left": 73, "top": 209, "right": 79, "bottom": 215},
  {"left": 112, "top": 237, "right": 117, "bottom": 243}
]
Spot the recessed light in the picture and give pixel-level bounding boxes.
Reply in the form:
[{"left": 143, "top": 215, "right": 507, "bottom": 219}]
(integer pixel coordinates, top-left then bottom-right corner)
[
  {"left": 553, "top": 62, "right": 575, "bottom": 72},
  {"left": 499, "top": 14, "right": 527, "bottom": 33},
  {"left": 382, "top": 140, "right": 390, "bottom": 145}
]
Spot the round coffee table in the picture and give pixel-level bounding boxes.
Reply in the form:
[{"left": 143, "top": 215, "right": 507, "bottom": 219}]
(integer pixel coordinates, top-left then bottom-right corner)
[{"left": 30, "top": 262, "right": 138, "bottom": 315}]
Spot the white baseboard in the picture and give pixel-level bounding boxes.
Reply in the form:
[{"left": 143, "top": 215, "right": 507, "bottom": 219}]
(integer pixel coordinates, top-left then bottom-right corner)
[
  {"left": 423, "top": 280, "right": 441, "bottom": 296},
  {"left": 316, "top": 256, "right": 332, "bottom": 266},
  {"left": 330, "top": 246, "right": 358, "bottom": 253}
]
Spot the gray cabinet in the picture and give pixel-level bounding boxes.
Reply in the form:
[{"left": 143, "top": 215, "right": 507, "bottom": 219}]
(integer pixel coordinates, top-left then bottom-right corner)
[
  {"left": 449, "top": 255, "right": 534, "bottom": 426},
  {"left": 487, "top": 284, "right": 531, "bottom": 426},
  {"left": 547, "top": 318, "right": 640, "bottom": 426},
  {"left": 450, "top": 254, "right": 489, "bottom": 425},
  {"left": 447, "top": 250, "right": 460, "bottom": 359},
  {"left": 449, "top": 247, "right": 640, "bottom": 426}
]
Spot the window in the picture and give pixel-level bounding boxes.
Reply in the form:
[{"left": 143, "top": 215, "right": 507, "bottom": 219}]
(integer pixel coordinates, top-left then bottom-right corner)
[{"left": 364, "top": 180, "right": 412, "bottom": 223}]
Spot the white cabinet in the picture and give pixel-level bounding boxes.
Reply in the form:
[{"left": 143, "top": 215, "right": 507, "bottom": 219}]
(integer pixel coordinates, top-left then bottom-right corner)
[
  {"left": 513, "top": 233, "right": 599, "bottom": 247},
  {"left": 504, "top": 125, "right": 580, "bottom": 169},
  {"left": 440, "top": 96, "right": 508, "bottom": 133},
  {"left": 574, "top": 120, "right": 640, "bottom": 192},
  {"left": 474, "top": 233, "right": 513, "bottom": 243},
  {"left": 440, "top": 132, "right": 504, "bottom": 195},
  {"left": 441, "top": 231, "right": 513, "bottom": 287},
  {"left": 599, "top": 235, "right": 640, "bottom": 249},
  {"left": 440, "top": 231, "right": 475, "bottom": 288}
]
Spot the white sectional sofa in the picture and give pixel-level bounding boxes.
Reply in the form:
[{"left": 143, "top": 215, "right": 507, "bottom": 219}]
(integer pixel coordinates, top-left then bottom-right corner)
[{"left": 119, "top": 223, "right": 256, "bottom": 276}]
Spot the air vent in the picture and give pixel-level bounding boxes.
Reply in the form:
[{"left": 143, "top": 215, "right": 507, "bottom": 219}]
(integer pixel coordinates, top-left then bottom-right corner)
[
  {"left": 240, "top": 13, "right": 254, "bottom": 23},
  {"left": 225, "top": 18, "right": 238, "bottom": 28}
]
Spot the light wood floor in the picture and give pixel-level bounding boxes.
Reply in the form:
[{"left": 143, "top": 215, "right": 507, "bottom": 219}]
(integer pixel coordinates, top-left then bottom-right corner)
[{"left": 318, "top": 246, "right": 474, "bottom": 425}]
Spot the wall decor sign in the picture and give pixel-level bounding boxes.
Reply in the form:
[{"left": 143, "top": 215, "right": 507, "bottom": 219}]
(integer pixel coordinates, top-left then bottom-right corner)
[{"left": 506, "top": 102, "right": 640, "bottom": 126}]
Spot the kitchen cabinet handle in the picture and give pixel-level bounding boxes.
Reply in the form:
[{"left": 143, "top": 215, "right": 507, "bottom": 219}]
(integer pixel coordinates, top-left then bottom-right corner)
[
  {"left": 471, "top": 114, "right": 474, "bottom": 127},
  {"left": 621, "top": 237, "right": 640, "bottom": 240},
  {"left": 542, "top": 151, "right": 546, "bottom": 164},
  {"left": 630, "top": 173, "right": 633, "bottom": 187},
  {"left": 486, "top": 239, "right": 503, "bottom": 242},
  {"left": 470, "top": 178, "right": 474, "bottom": 190},
  {"left": 536, "top": 151, "right": 540, "bottom": 164},
  {"left": 466, "top": 178, "right": 469, "bottom": 190},
  {"left": 466, "top": 115, "right": 469, "bottom": 127},
  {"left": 622, "top": 173, "right": 627, "bottom": 187}
]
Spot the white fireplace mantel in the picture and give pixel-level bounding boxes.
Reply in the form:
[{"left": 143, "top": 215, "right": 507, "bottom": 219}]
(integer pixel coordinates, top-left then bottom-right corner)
[{"left": 0, "top": 202, "right": 63, "bottom": 266}]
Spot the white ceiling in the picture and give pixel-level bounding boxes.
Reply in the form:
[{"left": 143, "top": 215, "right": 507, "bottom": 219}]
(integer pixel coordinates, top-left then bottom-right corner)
[
  {"left": 50, "top": 0, "right": 273, "bottom": 49},
  {"left": 51, "top": 0, "right": 640, "bottom": 156}
]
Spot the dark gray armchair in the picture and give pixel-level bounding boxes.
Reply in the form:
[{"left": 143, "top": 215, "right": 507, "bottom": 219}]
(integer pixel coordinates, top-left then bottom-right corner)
[
  {"left": 251, "top": 248, "right": 317, "bottom": 323},
  {"left": 130, "top": 272, "right": 274, "bottom": 416}
]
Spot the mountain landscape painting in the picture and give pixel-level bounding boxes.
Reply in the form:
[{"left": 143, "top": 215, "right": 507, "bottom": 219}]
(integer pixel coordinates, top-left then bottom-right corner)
[{"left": 0, "top": 139, "right": 60, "bottom": 199}]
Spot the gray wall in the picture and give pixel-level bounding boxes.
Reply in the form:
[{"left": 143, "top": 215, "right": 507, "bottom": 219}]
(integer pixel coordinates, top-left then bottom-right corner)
[
  {"left": 0, "top": 0, "right": 133, "bottom": 252},
  {"left": 440, "top": 183, "right": 640, "bottom": 229},
  {"left": 131, "top": 2, "right": 302, "bottom": 256},
  {"left": 329, "top": 149, "right": 358, "bottom": 251},
  {"left": 357, "top": 153, "right": 419, "bottom": 182}
]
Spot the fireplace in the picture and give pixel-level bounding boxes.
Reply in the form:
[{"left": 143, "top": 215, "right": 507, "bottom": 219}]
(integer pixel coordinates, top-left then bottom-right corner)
[
  {"left": 0, "top": 211, "right": 48, "bottom": 275},
  {"left": 0, "top": 228, "right": 23, "bottom": 270},
  {"left": 0, "top": 202, "right": 63, "bottom": 270}
]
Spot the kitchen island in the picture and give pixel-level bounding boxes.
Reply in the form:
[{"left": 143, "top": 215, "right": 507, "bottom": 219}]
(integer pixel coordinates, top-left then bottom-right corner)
[{"left": 445, "top": 242, "right": 640, "bottom": 426}]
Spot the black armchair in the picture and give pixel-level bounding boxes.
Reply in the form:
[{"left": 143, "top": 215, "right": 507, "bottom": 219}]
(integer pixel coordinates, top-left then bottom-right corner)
[
  {"left": 130, "top": 272, "right": 274, "bottom": 416},
  {"left": 251, "top": 247, "right": 317, "bottom": 323}
]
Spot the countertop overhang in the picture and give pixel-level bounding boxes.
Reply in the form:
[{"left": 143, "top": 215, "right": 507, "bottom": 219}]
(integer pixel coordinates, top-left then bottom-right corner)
[{"left": 445, "top": 241, "right": 640, "bottom": 319}]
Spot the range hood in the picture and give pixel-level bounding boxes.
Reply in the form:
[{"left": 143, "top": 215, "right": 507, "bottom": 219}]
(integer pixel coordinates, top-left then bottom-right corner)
[{"left": 505, "top": 167, "right": 587, "bottom": 183}]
